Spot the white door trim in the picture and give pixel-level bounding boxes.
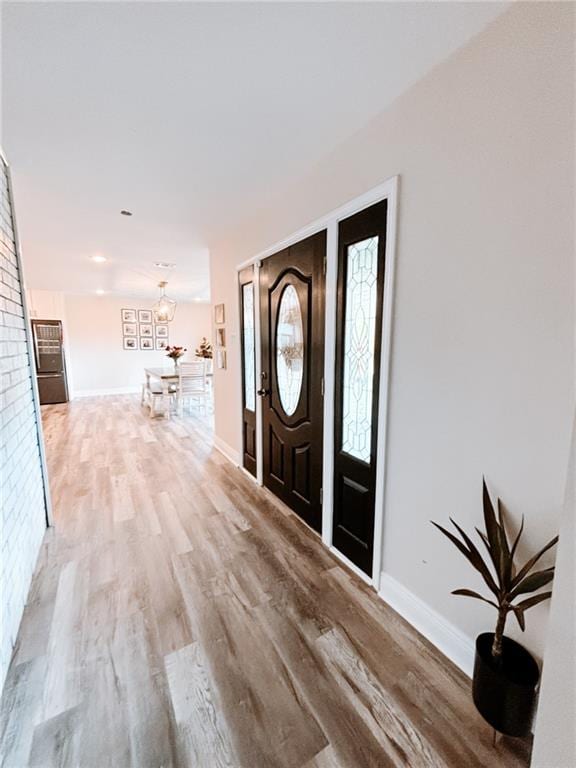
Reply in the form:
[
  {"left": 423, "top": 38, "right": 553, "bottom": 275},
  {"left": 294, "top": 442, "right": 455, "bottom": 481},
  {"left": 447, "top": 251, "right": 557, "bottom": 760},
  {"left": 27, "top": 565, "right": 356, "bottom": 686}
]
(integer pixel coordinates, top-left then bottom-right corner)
[
  {"left": 235, "top": 175, "right": 399, "bottom": 586},
  {"left": 371, "top": 176, "right": 399, "bottom": 589},
  {"left": 320, "top": 220, "right": 338, "bottom": 546}
]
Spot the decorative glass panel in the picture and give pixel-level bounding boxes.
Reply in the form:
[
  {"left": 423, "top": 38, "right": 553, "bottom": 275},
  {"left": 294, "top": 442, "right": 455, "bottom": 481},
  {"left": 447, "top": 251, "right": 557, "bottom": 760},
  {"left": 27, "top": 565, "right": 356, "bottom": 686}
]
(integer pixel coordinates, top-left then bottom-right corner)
[
  {"left": 341, "top": 236, "right": 379, "bottom": 462},
  {"left": 242, "top": 283, "right": 256, "bottom": 412},
  {"left": 276, "top": 284, "right": 304, "bottom": 416}
]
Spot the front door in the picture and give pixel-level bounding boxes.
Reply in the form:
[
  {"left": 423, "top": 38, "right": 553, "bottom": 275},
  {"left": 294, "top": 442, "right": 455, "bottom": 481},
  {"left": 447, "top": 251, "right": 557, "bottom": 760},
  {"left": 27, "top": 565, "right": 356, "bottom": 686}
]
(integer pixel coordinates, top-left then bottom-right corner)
[
  {"left": 259, "top": 231, "right": 326, "bottom": 532},
  {"left": 333, "top": 200, "right": 388, "bottom": 575}
]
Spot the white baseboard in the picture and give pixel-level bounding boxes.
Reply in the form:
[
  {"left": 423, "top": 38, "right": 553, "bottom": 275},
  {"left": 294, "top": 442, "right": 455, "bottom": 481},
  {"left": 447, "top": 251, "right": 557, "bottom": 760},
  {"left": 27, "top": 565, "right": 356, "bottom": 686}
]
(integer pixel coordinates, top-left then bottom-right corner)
[
  {"left": 213, "top": 435, "right": 241, "bottom": 467},
  {"left": 329, "top": 546, "right": 373, "bottom": 587},
  {"left": 239, "top": 465, "right": 260, "bottom": 485},
  {"left": 72, "top": 386, "right": 141, "bottom": 398},
  {"left": 379, "top": 572, "right": 475, "bottom": 678}
]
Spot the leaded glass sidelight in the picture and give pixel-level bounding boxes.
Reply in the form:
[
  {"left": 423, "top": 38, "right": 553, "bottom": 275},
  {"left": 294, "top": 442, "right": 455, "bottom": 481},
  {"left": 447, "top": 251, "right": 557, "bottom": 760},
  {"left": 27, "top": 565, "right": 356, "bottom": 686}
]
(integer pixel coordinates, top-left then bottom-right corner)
[
  {"left": 242, "top": 283, "right": 256, "bottom": 412},
  {"left": 276, "top": 284, "right": 304, "bottom": 416},
  {"left": 341, "top": 236, "right": 379, "bottom": 462}
]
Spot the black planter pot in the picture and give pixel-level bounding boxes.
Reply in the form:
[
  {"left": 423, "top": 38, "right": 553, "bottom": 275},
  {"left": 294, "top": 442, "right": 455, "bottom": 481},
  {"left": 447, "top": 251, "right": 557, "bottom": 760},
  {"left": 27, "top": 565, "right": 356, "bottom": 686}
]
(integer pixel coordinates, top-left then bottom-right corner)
[{"left": 472, "top": 632, "right": 540, "bottom": 737}]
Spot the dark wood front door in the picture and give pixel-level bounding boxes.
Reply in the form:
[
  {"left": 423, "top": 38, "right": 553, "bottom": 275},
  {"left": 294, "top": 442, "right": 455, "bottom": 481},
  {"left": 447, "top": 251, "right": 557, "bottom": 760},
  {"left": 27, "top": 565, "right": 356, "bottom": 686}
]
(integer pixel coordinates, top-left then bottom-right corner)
[
  {"left": 333, "top": 200, "right": 388, "bottom": 575},
  {"left": 259, "top": 231, "right": 326, "bottom": 532},
  {"left": 239, "top": 266, "right": 257, "bottom": 477}
]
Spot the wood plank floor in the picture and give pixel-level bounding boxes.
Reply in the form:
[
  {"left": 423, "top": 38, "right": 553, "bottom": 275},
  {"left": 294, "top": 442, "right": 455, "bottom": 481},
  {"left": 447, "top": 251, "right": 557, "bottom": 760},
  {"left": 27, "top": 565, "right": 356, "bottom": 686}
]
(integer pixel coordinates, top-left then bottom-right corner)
[{"left": 0, "top": 396, "right": 531, "bottom": 768}]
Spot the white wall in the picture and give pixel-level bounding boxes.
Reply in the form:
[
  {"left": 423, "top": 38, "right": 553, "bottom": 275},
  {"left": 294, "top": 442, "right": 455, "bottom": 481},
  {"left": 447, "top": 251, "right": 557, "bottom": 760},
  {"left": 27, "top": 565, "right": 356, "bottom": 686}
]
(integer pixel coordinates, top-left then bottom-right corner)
[
  {"left": 27, "top": 288, "right": 67, "bottom": 322},
  {"left": 209, "top": 0, "right": 574, "bottom": 666},
  {"left": 27, "top": 290, "right": 212, "bottom": 396},
  {"left": 531, "top": 413, "right": 576, "bottom": 767}
]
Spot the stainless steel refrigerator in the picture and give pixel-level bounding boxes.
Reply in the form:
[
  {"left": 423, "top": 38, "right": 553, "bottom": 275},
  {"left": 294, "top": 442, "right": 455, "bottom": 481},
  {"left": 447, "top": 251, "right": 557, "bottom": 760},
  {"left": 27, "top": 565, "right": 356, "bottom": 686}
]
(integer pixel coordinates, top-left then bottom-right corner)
[{"left": 31, "top": 319, "right": 69, "bottom": 404}]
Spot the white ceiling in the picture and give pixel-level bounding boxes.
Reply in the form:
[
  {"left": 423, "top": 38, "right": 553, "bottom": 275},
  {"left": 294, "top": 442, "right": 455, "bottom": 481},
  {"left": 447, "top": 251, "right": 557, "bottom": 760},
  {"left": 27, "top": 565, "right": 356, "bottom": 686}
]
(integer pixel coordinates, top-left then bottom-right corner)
[{"left": 1, "top": 2, "right": 507, "bottom": 300}]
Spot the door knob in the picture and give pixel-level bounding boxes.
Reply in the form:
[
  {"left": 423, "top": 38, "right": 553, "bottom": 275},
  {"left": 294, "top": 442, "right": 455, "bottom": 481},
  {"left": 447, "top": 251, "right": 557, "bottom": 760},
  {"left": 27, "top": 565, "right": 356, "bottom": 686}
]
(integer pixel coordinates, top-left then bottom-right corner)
[{"left": 257, "top": 388, "right": 270, "bottom": 397}]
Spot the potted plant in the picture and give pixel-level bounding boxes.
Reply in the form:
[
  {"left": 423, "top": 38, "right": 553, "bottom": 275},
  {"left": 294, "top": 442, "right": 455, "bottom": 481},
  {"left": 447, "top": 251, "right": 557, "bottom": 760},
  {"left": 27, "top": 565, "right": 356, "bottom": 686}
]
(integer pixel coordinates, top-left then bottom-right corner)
[
  {"left": 195, "top": 337, "right": 213, "bottom": 373},
  {"left": 165, "top": 345, "right": 187, "bottom": 370},
  {"left": 432, "top": 479, "right": 558, "bottom": 737}
]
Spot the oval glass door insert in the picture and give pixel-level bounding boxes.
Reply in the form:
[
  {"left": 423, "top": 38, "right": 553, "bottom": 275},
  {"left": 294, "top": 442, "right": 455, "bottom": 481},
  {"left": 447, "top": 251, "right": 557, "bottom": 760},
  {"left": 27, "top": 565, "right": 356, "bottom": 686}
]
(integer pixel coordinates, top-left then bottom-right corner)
[{"left": 276, "top": 284, "right": 304, "bottom": 416}]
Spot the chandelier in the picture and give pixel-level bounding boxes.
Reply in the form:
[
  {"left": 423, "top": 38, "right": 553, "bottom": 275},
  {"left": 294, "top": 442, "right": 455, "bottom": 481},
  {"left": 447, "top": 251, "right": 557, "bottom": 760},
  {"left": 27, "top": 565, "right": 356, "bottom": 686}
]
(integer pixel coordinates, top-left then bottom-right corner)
[{"left": 152, "top": 281, "right": 177, "bottom": 322}]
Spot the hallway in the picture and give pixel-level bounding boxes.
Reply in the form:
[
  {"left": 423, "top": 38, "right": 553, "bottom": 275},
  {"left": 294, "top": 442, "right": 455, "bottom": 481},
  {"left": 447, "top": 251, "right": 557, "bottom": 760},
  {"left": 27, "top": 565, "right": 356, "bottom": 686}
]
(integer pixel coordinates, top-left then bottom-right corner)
[{"left": 0, "top": 397, "right": 530, "bottom": 768}]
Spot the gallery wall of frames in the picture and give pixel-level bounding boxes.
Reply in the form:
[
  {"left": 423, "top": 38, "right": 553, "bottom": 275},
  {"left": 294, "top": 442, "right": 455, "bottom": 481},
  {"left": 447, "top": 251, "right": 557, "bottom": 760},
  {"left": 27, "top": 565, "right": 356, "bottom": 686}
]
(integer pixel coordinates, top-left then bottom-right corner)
[
  {"left": 121, "top": 308, "right": 169, "bottom": 351},
  {"left": 214, "top": 303, "right": 227, "bottom": 369}
]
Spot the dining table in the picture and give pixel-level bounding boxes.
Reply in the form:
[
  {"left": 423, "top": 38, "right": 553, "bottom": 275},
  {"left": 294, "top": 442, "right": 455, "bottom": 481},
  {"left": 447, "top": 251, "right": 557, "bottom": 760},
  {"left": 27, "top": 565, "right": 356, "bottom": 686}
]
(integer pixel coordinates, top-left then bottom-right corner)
[{"left": 144, "top": 365, "right": 212, "bottom": 418}]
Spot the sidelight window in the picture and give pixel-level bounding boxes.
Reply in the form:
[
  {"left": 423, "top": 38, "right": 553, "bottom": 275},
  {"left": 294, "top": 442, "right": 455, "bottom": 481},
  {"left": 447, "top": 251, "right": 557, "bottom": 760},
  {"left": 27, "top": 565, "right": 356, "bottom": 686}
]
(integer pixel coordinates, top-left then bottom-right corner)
[
  {"left": 341, "top": 236, "right": 379, "bottom": 462},
  {"left": 242, "top": 283, "right": 256, "bottom": 412}
]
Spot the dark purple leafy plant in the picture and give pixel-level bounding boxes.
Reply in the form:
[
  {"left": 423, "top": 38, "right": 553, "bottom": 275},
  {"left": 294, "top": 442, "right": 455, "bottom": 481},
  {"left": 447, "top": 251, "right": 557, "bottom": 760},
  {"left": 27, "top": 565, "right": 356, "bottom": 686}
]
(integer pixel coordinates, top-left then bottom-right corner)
[{"left": 432, "top": 479, "right": 558, "bottom": 659}]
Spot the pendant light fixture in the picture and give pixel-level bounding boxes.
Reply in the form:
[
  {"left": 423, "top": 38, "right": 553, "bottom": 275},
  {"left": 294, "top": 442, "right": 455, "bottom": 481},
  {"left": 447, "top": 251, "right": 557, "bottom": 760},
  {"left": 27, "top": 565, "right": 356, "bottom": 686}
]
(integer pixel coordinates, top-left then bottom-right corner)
[{"left": 152, "top": 281, "right": 177, "bottom": 322}]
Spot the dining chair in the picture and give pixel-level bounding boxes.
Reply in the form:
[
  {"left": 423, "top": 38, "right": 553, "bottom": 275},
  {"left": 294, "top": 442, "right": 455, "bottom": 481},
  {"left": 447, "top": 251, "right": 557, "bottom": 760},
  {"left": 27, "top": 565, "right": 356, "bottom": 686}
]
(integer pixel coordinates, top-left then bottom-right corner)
[
  {"left": 176, "top": 360, "right": 208, "bottom": 416},
  {"left": 141, "top": 379, "right": 177, "bottom": 417}
]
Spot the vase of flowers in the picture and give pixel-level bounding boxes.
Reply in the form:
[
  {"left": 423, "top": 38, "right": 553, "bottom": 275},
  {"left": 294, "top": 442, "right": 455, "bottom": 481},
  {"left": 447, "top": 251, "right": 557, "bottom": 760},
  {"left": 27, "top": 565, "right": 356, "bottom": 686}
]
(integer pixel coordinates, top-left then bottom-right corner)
[
  {"left": 165, "top": 345, "right": 187, "bottom": 371},
  {"left": 195, "top": 337, "right": 213, "bottom": 359}
]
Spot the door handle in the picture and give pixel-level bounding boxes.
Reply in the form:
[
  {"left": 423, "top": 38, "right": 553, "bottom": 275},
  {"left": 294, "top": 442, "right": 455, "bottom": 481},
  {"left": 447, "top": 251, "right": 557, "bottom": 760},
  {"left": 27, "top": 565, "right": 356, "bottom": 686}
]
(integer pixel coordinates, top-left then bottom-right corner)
[{"left": 257, "top": 388, "right": 270, "bottom": 397}]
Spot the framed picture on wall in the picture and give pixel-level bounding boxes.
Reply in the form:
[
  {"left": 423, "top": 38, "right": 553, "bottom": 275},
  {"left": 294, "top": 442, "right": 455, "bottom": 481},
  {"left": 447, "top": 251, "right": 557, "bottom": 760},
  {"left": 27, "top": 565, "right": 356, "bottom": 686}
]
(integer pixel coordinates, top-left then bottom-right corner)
[
  {"left": 215, "top": 303, "right": 225, "bottom": 324},
  {"left": 140, "top": 337, "right": 154, "bottom": 350},
  {"left": 140, "top": 323, "right": 153, "bottom": 337},
  {"left": 122, "top": 309, "right": 137, "bottom": 323},
  {"left": 216, "top": 327, "right": 226, "bottom": 347},
  {"left": 155, "top": 325, "right": 168, "bottom": 338},
  {"left": 155, "top": 338, "right": 168, "bottom": 350},
  {"left": 216, "top": 349, "right": 226, "bottom": 369},
  {"left": 123, "top": 337, "right": 137, "bottom": 350},
  {"left": 139, "top": 309, "right": 153, "bottom": 323},
  {"left": 123, "top": 323, "right": 137, "bottom": 337}
]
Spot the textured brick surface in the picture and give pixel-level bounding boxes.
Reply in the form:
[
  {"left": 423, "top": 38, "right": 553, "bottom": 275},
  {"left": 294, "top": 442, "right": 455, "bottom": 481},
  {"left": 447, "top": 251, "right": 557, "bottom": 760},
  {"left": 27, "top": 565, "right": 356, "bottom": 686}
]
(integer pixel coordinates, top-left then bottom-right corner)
[{"left": 0, "top": 157, "right": 47, "bottom": 691}]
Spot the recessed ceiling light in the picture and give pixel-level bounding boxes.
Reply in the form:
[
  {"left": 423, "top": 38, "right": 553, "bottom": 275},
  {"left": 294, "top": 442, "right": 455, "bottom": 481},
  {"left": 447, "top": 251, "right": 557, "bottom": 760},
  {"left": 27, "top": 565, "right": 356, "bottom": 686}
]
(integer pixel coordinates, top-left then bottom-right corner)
[
  {"left": 120, "top": 210, "right": 133, "bottom": 216},
  {"left": 95, "top": 289, "right": 106, "bottom": 295},
  {"left": 91, "top": 254, "right": 107, "bottom": 263},
  {"left": 154, "top": 262, "right": 176, "bottom": 269}
]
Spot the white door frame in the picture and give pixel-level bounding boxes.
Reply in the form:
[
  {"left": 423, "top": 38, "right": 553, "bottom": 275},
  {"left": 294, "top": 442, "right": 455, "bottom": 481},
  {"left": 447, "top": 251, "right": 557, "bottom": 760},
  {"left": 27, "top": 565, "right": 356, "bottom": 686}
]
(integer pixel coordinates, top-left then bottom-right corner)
[{"left": 236, "top": 175, "right": 399, "bottom": 589}]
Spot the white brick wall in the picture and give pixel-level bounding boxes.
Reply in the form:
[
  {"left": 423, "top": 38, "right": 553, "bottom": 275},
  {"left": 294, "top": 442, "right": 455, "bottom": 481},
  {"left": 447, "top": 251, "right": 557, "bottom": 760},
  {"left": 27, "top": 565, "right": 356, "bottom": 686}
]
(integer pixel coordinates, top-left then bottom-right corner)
[{"left": 0, "top": 155, "right": 48, "bottom": 691}]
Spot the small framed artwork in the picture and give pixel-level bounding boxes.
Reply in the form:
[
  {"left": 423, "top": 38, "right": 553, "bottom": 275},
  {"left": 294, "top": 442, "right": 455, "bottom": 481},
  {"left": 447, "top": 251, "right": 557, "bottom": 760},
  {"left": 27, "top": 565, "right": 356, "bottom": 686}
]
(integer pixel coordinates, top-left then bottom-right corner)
[
  {"left": 122, "top": 309, "right": 137, "bottom": 323},
  {"left": 123, "top": 322, "right": 137, "bottom": 337},
  {"left": 216, "top": 327, "right": 226, "bottom": 347},
  {"left": 140, "top": 323, "right": 153, "bottom": 337},
  {"left": 216, "top": 349, "right": 226, "bottom": 369},
  {"left": 155, "top": 325, "right": 169, "bottom": 338},
  {"left": 155, "top": 338, "right": 168, "bottom": 350},
  {"left": 214, "top": 303, "right": 225, "bottom": 324},
  {"left": 140, "top": 337, "right": 154, "bottom": 350},
  {"left": 123, "top": 337, "right": 137, "bottom": 350},
  {"left": 139, "top": 309, "right": 153, "bottom": 324}
]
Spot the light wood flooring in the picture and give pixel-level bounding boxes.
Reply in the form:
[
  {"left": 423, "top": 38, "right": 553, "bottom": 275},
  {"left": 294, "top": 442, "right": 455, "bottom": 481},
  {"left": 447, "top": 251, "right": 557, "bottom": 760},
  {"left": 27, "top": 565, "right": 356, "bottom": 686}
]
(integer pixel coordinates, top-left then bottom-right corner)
[{"left": 0, "top": 396, "right": 531, "bottom": 767}]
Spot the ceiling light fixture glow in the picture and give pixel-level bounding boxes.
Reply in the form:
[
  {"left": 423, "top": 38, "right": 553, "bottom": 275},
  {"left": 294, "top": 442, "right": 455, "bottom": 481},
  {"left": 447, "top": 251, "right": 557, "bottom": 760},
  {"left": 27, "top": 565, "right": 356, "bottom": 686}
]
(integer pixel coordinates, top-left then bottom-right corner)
[
  {"left": 95, "top": 289, "right": 106, "bottom": 295},
  {"left": 91, "top": 254, "right": 107, "bottom": 263},
  {"left": 152, "top": 281, "right": 177, "bottom": 322}
]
